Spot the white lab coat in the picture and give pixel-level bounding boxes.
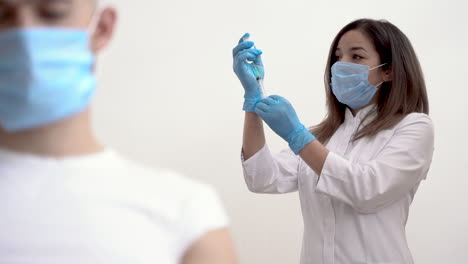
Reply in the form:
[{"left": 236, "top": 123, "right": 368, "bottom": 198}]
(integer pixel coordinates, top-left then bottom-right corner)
[{"left": 242, "top": 105, "right": 434, "bottom": 264}]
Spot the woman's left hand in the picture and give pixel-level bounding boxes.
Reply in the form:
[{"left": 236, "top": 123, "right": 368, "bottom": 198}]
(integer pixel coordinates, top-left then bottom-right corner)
[{"left": 255, "top": 95, "right": 316, "bottom": 154}]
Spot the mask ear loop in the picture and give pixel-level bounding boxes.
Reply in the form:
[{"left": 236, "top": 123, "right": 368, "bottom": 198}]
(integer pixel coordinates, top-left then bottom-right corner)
[
  {"left": 87, "top": 3, "right": 108, "bottom": 70},
  {"left": 369, "top": 62, "right": 388, "bottom": 71},
  {"left": 375, "top": 81, "right": 384, "bottom": 88},
  {"left": 88, "top": 8, "right": 102, "bottom": 36},
  {"left": 88, "top": 0, "right": 114, "bottom": 36},
  {"left": 370, "top": 63, "right": 389, "bottom": 88}
]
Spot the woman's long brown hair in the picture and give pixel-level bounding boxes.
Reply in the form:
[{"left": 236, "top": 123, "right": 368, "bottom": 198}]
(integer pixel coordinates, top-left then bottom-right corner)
[{"left": 311, "top": 19, "right": 429, "bottom": 143}]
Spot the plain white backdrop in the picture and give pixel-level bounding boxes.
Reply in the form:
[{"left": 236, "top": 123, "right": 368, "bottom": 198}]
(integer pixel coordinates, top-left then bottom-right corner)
[{"left": 92, "top": 0, "right": 468, "bottom": 263}]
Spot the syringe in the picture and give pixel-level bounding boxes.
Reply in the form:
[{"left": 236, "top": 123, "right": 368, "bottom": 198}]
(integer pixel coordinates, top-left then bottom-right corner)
[{"left": 242, "top": 36, "right": 267, "bottom": 99}]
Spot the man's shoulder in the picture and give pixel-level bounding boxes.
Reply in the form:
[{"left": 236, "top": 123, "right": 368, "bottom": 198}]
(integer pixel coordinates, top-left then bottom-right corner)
[{"left": 105, "top": 151, "right": 214, "bottom": 200}]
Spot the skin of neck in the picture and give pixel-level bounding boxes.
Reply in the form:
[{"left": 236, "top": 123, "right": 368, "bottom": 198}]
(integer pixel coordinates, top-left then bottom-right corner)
[
  {"left": 0, "top": 107, "right": 103, "bottom": 158},
  {"left": 351, "top": 101, "right": 375, "bottom": 116}
]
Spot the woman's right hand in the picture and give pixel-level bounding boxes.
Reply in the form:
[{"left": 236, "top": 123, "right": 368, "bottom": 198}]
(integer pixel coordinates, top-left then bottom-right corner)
[{"left": 232, "top": 33, "right": 264, "bottom": 112}]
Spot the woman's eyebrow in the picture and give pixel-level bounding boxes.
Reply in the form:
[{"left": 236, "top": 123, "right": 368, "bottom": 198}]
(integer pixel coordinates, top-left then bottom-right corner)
[
  {"left": 336, "top": 47, "right": 368, "bottom": 53},
  {"left": 350, "top": 47, "right": 368, "bottom": 52}
]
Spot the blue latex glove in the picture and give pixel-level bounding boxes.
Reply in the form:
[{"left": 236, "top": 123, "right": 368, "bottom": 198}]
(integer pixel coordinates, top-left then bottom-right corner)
[
  {"left": 232, "top": 33, "right": 264, "bottom": 112},
  {"left": 255, "top": 95, "right": 316, "bottom": 154}
]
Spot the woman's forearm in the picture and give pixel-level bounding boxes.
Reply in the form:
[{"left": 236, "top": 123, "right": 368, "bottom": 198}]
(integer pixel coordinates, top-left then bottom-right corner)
[
  {"left": 242, "top": 112, "right": 266, "bottom": 160},
  {"left": 299, "top": 140, "right": 330, "bottom": 176},
  {"left": 242, "top": 110, "right": 329, "bottom": 176}
]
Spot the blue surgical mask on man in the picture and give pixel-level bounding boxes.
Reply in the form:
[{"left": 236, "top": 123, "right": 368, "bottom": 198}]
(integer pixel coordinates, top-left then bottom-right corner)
[
  {"left": 0, "top": 14, "right": 99, "bottom": 133},
  {"left": 0, "top": 28, "right": 96, "bottom": 132},
  {"left": 331, "top": 62, "right": 387, "bottom": 110}
]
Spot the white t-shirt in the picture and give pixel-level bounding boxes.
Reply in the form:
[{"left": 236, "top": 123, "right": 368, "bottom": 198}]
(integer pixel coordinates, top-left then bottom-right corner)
[{"left": 0, "top": 148, "right": 228, "bottom": 264}]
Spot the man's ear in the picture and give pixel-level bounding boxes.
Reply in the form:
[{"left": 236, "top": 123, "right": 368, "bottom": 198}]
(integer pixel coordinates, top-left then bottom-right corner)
[
  {"left": 382, "top": 64, "right": 393, "bottom": 82},
  {"left": 89, "top": 7, "right": 117, "bottom": 53}
]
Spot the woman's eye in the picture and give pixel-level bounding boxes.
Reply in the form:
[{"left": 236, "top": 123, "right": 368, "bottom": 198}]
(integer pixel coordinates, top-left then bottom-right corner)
[{"left": 353, "top": 54, "right": 363, "bottom": 60}]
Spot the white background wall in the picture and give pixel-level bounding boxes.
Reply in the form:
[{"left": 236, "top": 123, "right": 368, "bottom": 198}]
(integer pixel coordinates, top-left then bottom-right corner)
[{"left": 93, "top": 0, "right": 468, "bottom": 263}]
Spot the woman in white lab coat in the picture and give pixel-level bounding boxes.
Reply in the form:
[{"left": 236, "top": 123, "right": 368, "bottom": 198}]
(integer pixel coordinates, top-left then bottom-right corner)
[{"left": 232, "top": 19, "right": 434, "bottom": 264}]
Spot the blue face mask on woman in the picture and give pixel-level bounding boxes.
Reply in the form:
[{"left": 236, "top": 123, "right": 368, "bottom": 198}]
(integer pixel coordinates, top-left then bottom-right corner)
[
  {"left": 331, "top": 61, "right": 387, "bottom": 110},
  {"left": 0, "top": 28, "right": 96, "bottom": 132}
]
